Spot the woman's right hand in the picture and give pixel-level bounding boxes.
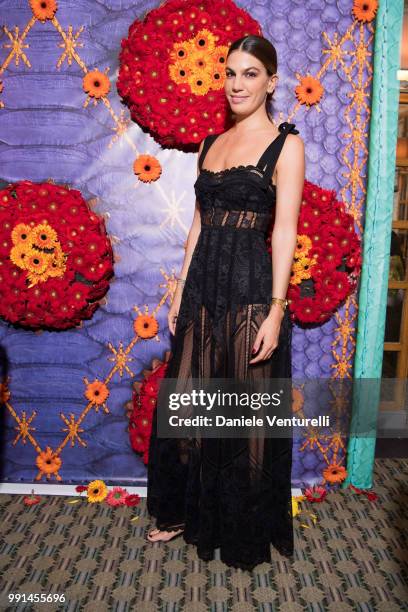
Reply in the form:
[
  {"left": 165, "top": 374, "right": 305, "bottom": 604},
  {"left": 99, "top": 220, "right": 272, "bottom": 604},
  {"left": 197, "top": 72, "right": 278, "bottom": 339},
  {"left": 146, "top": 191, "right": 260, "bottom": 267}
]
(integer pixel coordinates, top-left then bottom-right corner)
[{"left": 168, "top": 290, "right": 182, "bottom": 336}]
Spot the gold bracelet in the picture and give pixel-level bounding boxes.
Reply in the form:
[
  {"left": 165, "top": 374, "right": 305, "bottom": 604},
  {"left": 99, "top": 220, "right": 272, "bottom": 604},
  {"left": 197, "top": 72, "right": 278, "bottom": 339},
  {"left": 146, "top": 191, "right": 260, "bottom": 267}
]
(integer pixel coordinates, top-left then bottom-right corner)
[{"left": 270, "top": 297, "right": 288, "bottom": 312}]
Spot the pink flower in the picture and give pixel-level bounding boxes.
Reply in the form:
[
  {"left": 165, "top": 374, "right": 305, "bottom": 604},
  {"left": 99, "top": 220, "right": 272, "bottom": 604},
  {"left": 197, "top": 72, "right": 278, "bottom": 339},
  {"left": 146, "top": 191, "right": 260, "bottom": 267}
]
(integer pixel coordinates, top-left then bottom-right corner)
[
  {"left": 105, "top": 486, "right": 128, "bottom": 506},
  {"left": 304, "top": 484, "right": 327, "bottom": 503}
]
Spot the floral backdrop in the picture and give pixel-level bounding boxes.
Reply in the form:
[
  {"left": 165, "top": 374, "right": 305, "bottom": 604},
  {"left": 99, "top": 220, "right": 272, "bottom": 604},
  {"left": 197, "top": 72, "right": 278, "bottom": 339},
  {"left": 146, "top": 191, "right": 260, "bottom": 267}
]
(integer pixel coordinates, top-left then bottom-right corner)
[{"left": 0, "top": 0, "right": 375, "bottom": 487}]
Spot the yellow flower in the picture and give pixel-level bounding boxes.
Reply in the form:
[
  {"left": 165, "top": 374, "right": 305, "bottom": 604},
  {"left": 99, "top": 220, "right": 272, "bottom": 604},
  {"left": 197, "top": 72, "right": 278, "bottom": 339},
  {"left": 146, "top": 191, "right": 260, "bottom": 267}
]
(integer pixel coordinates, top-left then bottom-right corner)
[
  {"left": 11, "top": 223, "right": 33, "bottom": 245},
  {"left": 10, "top": 243, "right": 33, "bottom": 270},
  {"left": 292, "top": 496, "right": 302, "bottom": 517},
  {"left": 294, "top": 235, "right": 312, "bottom": 258},
  {"left": 87, "top": 479, "right": 108, "bottom": 503},
  {"left": 26, "top": 251, "right": 50, "bottom": 275},
  {"left": 31, "top": 222, "right": 58, "bottom": 249},
  {"left": 192, "top": 30, "right": 216, "bottom": 54}
]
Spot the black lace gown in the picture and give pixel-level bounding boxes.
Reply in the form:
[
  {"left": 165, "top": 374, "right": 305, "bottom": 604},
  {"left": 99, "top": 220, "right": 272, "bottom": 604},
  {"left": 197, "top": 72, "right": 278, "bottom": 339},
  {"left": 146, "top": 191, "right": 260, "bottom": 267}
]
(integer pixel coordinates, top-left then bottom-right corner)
[{"left": 147, "top": 122, "right": 298, "bottom": 571}]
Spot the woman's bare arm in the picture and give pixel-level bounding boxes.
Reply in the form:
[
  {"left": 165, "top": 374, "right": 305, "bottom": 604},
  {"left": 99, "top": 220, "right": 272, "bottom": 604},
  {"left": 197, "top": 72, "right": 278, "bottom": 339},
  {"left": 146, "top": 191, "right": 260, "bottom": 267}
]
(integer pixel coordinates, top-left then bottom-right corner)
[
  {"left": 268, "top": 133, "right": 305, "bottom": 317},
  {"left": 246, "top": 132, "right": 305, "bottom": 365}
]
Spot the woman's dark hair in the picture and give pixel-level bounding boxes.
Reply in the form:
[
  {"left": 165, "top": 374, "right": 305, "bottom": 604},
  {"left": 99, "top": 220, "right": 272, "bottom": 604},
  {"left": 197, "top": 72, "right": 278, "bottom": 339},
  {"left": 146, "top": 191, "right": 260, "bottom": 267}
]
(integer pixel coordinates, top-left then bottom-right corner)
[{"left": 226, "top": 35, "right": 278, "bottom": 120}]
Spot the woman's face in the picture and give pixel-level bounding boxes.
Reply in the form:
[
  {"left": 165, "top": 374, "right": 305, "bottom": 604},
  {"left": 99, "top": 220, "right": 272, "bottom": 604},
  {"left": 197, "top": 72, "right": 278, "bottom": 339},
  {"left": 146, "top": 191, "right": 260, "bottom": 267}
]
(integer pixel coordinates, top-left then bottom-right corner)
[{"left": 224, "top": 49, "right": 277, "bottom": 116}]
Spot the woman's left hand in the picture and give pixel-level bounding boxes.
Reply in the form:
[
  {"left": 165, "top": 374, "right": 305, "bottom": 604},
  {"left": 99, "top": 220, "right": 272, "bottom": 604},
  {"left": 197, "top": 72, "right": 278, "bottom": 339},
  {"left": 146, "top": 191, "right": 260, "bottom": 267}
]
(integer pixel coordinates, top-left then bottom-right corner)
[{"left": 249, "top": 307, "right": 284, "bottom": 364}]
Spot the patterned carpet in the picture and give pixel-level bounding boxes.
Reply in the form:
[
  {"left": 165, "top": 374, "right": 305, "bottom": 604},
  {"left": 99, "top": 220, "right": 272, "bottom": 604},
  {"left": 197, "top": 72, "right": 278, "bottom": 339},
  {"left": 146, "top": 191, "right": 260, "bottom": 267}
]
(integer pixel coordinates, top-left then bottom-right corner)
[{"left": 0, "top": 458, "right": 407, "bottom": 611}]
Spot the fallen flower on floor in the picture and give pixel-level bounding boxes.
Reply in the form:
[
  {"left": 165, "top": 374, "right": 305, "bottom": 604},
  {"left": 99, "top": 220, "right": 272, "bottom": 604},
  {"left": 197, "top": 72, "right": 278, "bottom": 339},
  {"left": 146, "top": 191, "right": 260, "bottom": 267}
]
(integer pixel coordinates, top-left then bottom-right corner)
[
  {"left": 87, "top": 479, "right": 108, "bottom": 503},
  {"left": 348, "top": 483, "right": 379, "bottom": 501},
  {"left": 304, "top": 484, "right": 327, "bottom": 503},
  {"left": 23, "top": 489, "right": 41, "bottom": 506},
  {"left": 106, "top": 486, "right": 128, "bottom": 506},
  {"left": 125, "top": 493, "right": 141, "bottom": 507},
  {"left": 292, "top": 495, "right": 318, "bottom": 527}
]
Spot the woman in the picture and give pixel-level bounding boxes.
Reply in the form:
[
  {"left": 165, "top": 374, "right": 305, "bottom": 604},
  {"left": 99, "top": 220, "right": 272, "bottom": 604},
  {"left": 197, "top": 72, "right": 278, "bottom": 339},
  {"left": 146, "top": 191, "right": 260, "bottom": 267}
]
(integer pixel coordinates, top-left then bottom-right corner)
[{"left": 146, "top": 34, "right": 305, "bottom": 571}]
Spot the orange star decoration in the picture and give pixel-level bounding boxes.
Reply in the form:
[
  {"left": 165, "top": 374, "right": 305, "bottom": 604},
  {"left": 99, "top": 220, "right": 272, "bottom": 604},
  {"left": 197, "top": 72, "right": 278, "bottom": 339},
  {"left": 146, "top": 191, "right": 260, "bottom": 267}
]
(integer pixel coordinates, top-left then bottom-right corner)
[
  {"left": 35, "top": 446, "right": 62, "bottom": 481},
  {"left": 133, "top": 155, "right": 162, "bottom": 183},
  {"left": 295, "top": 75, "right": 324, "bottom": 107},
  {"left": 352, "top": 0, "right": 378, "bottom": 23},
  {"left": 29, "top": 0, "right": 58, "bottom": 22},
  {"left": 133, "top": 313, "right": 159, "bottom": 339},
  {"left": 83, "top": 69, "right": 111, "bottom": 107},
  {"left": 84, "top": 379, "right": 110, "bottom": 413},
  {"left": 323, "top": 463, "right": 347, "bottom": 484}
]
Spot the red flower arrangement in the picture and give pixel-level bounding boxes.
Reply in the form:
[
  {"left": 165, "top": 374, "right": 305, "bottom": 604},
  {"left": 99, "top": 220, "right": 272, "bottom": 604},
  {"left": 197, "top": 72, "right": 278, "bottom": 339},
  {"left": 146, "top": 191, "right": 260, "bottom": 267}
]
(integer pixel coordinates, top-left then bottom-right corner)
[
  {"left": 126, "top": 355, "right": 172, "bottom": 465},
  {"left": 117, "top": 0, "right": 262, "bottom": 149},
  {"left": 0, "top": 180, "right": 114, "bottom": 330},
  {"left": 267, "top": 179, "right": 362, "bottom": 325}
]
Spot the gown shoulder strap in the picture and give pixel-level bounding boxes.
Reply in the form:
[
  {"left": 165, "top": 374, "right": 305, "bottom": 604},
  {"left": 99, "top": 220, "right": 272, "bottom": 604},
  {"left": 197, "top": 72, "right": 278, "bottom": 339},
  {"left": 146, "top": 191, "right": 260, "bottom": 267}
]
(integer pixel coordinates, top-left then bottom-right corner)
[
  {"left": 198, "top": 133, "right": 220, "bottom": 170},
  {"left": 257, "top": 122, "right": 299, "bottom": 189}
]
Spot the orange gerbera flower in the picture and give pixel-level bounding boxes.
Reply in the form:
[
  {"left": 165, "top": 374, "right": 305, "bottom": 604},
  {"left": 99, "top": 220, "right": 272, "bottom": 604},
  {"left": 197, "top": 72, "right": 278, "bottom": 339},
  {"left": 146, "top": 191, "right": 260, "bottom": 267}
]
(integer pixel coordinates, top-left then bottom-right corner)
[
  {"left": 295, "top": 75, "right": 324, "bottom": 106},
  {"left": 36, "top": 447, "right": 62, "bottom": 480},
  {"left": 323, "top": 463, "right": 347, "bottom": 484},
  {"left": 85, "top": 380, "right": 109, "bottom": 405},
  {"left": 29, "top": 0, "right": 58, "bottom": 21},
  {"left": 192, "top": 30, "right": 216, "bottom": 54},
  {"left": 294, "top": 235, "right": 312, "bottom": 258},
  {"left": 133, "top": 314, "right": 159, "bottom": 339},
  {"left": 26, "top": 251, "right": 50, "bottom": 275},
  {"left": 133, "top": 155, "right": 162, "bottom": 182},
  {"left": 31, "top": 222, "right": 58, "bottom": 249},
  {"left": 10, "top": 243, "right": 32, "bottom": 270},
  {"left": 11, "top": 223, "right": 33, "bottom": 245},
  {"left": 83, "top": 70, "right": 110, "bottom": 99},
  {"left": 352, "top": 0, "right": 378, "bottom": 23}
]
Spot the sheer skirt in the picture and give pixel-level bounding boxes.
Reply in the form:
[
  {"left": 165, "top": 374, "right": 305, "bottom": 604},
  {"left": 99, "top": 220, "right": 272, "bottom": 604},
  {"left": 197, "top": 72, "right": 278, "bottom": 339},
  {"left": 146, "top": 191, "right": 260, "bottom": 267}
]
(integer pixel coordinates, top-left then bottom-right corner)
[{"left": 147, "top": 302, "right": 294, "bottom": 571}]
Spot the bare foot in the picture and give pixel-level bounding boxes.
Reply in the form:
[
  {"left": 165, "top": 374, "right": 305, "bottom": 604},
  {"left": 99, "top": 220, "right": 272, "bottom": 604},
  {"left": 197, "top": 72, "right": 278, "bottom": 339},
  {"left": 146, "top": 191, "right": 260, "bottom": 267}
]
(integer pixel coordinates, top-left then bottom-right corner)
[{"left": 146, "top": 527, "right": 184, "bottom": 542}]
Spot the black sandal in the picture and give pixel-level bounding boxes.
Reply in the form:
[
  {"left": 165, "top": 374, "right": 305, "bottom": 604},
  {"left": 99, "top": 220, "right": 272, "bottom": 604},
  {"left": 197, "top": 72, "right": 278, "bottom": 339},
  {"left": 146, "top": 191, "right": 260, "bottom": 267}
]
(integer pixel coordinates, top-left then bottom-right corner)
[{"left": 146, "top": 523, "right": 185, "bottom": 543}]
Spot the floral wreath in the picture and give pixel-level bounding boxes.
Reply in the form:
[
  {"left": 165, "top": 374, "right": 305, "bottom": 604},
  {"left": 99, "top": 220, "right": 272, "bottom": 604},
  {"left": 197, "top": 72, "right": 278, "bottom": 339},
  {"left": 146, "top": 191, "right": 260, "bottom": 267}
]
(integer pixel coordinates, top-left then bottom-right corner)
[
  {"left": 0, "top": 180, "right": 114, "bottom": 330},
  {"left": 266, "top": 179, "right": 362, "bottom": 325},
  {"left": 117, "top": 0, "right": 262, "bottom": 149}
]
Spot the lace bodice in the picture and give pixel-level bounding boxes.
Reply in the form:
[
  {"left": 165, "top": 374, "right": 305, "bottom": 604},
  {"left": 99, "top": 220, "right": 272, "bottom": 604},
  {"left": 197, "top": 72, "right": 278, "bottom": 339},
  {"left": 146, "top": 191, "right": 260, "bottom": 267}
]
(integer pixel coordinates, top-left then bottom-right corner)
[{"left": 194, "top": 122, "right": 299, "bottom": 216}]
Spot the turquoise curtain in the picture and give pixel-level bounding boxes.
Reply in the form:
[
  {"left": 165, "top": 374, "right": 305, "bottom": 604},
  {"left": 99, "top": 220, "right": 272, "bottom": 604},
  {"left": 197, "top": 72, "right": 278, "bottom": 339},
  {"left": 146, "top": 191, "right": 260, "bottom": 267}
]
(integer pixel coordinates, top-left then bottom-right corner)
[{"left": 344, "top": 0, "right": 404, "bottom": 489}]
